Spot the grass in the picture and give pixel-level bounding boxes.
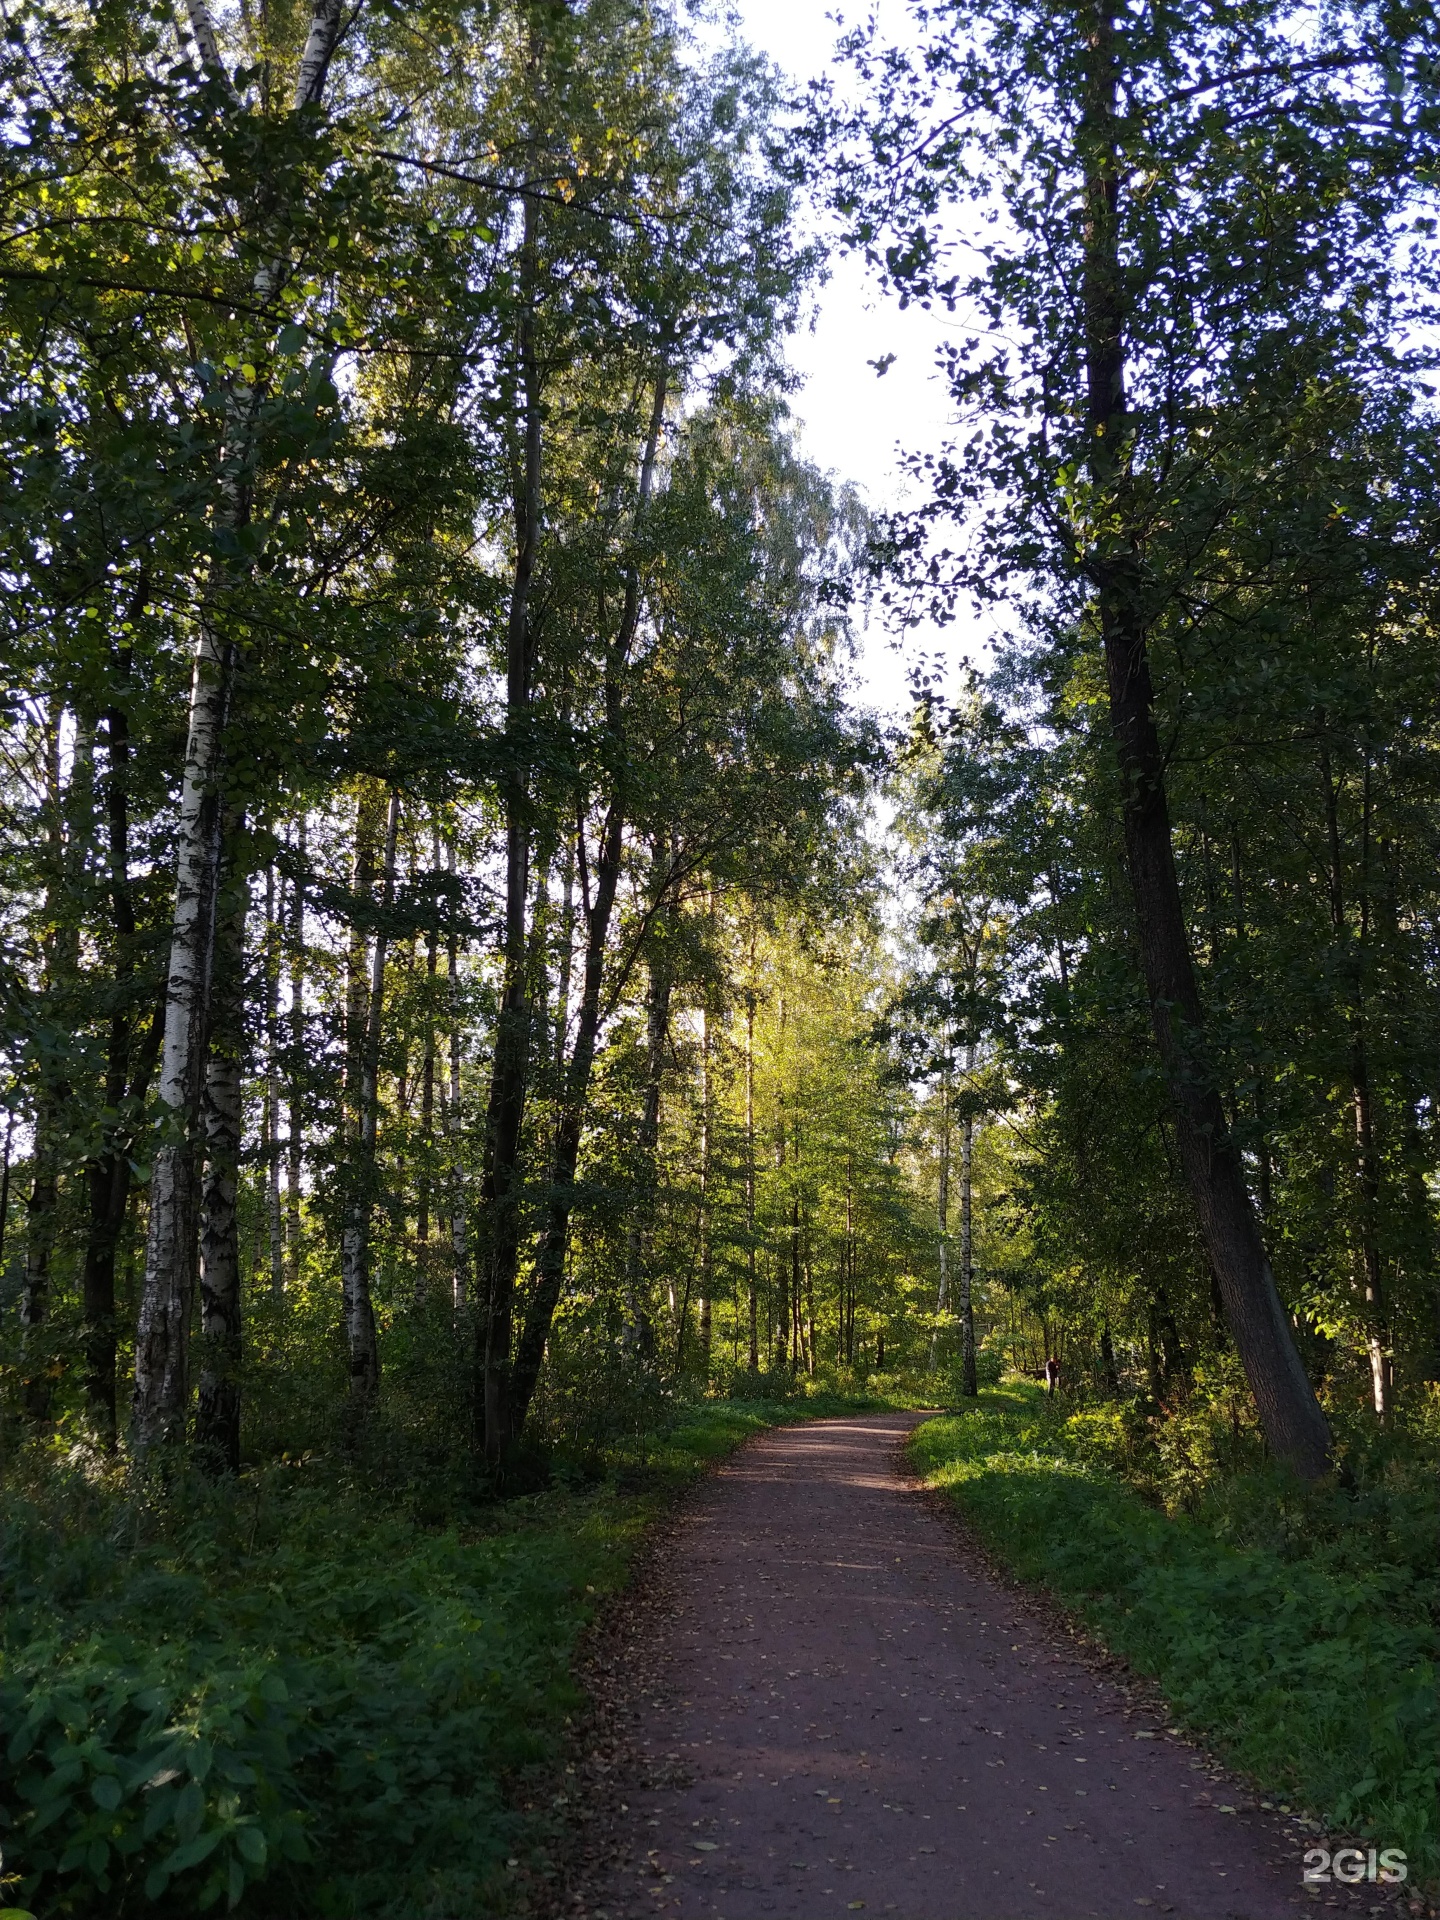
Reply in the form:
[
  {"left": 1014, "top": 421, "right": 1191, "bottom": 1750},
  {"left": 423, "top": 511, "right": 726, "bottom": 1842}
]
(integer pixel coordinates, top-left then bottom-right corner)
[
  {"left": 910, "top": 1384, "right": 1439, "bottom": 1886},
  {"left": 0, "top": 1388, "right": 898, "bottom": 1919}
]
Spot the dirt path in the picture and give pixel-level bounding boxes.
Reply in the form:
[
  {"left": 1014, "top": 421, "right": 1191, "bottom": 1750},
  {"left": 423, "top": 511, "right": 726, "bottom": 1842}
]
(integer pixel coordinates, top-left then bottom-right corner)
[{"left": 585, "top": 1412, "right": 1384, "bottom": 1920}]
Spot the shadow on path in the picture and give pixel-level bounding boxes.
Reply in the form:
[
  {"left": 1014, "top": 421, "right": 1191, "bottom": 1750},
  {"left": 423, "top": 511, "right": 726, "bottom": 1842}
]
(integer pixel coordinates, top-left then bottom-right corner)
[{"left": 588, "top": 1412, "right": 1377, "bottom": 1920}]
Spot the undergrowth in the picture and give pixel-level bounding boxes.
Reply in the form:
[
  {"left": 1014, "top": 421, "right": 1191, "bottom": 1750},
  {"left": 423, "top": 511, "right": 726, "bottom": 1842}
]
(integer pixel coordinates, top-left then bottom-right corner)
[
  {"left": 911, "top": 1385, "right": 1439, "bottom": 1886},
  {"left": 0, "top": 1389, "right": 896, "bottom": 1920}
]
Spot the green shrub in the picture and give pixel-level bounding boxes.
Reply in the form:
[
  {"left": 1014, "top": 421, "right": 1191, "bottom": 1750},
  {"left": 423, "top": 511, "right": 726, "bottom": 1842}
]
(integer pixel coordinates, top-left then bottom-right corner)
[{"left": 0, "top": 1389, "right": 902, "bottom": 1917}]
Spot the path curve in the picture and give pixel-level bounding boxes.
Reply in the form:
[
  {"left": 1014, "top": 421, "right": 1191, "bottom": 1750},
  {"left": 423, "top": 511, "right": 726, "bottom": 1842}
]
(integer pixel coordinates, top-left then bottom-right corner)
[{"left": 588, "top": 1412, "right": 1379, "bottom": 1920}]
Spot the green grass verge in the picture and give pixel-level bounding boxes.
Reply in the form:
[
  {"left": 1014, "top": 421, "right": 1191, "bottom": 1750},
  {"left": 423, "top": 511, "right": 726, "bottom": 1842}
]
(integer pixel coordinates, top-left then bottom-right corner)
[
  {"left": 0, "top": 1392, "right": 893, "bottom": 1919},
  {"left": 911, "top": 1387, "right": 1438, "bottom": 1885}
]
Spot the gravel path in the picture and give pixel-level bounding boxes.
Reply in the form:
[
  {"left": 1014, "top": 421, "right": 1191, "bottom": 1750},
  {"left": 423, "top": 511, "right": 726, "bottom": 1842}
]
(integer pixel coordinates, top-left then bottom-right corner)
[{"left": 587, "top": 1412, "right": 1386, "bottom": 1920}]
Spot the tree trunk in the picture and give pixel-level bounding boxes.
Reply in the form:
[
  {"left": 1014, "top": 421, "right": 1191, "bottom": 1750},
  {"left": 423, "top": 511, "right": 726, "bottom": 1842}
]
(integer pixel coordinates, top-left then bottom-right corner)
[
  {"left": 930, "top": 1068, "right": 951, "bottom": 1371},
  {"left": 745, "top": 978, "right": 759, "bottom": 1372},
  {"left": 195, "top": 848, "right": 246, "bottom": 1473},
  {"left": 133, "top": 618, "right": 231, "bottom": 1449},
  {"left": 698, "top": 999, "right": 713, "bottom": 1362},
  {"left": 958, "top": 1092, "right": 977, "bottom": 1397},
  {"left": 417, "top": 865, "right": 439, "bottom": 1259},
  {"left": 340, "top": 788, "right": 398, "bottom": 1419},
  {"left": 626, "top": 852, "right": 675, "bottom": 1345},
  {"left": 134, "top": 0, "right": 346, "bottom": 1453},
  {"left": 508, "top": 801, "right": 626, "bottom": 1441},
  {"left": 0, "top": 1115, "right": 10, "bottom": 1275},
  {"left": 478, "top": 175, "right": 544, "bottom": 1464},
  {"left": 504, "top": 365, "right": 669, "bottom": 1451},
  {"left": 284, "top": 815, "right": 307, "bottom": 1293},
  {"left": 20, "top": 1140, "right": 59, "bottom": 1425},
  {"left": 1321, "top": 748, "right": 1390, "bottom": 1418},
  {"left": 447, "top": 837, "right": 468, "bottom": 1311},
  {"left": 1081, "top": 5, "right": 1331, "bottom": 1478},
  {"left": 82, "top": 659, "right": 161, "bottom": 1448},
  {"left": 24, "top": 701, "right": 87, "bottom": 1425},
  {"left": 262, "top": 863, "right": 284, "bottom": 1296}
]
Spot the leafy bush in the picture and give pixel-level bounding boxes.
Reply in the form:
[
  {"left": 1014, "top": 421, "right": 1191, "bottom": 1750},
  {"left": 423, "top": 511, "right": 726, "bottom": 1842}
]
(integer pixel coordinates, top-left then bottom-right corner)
[
  {"left": 0, "top": 1454, "right": 643, "bottom": 1917},
  {"left": 0, "top": 1389, "right": 901, "bottom": 1917},
  {"left": 911, "top": 1387, "right": 1439, "bottom": 1883}
]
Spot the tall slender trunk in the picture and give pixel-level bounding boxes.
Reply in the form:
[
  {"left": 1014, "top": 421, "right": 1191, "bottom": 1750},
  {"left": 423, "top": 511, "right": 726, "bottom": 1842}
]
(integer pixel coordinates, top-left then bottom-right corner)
[
  {"left": 1081, "top": 4, "right": 1331, "bottom": 1477},
  {"left": 284, "top": 815, "right": 306, "bottom": 1293},
  {"left": 20, "top": 1141, "right": 59, "bottom": 1425},
  {"left": 698, "top": 998, "right": 713, "bottom": 1362},
  {"left": 478, "top": 173, "right": 544, "bottom": 1463},
  {"left": 626, "top": 848, "right": 674, "bottom": 1341},
  {"left": 340, "top": 789, "right": 398, "bottom": 1417},
  {"left": 504, "top": 370, "right": 669, "bottom": 1451},
  {"left": 958, "top": 1059, "right": 977, "bottom": 1397},
  {"left": 83, "top": 648, "right": 160, "bottom": 1447},
  {"left": 930, "top": 1069, "right": 951, "bottom": 1371},
  {"left": 843, "top": 1160, "right": 855, "bottom": 1368},
  {"left": 745, "top": 975, "right": 758, "bottom": 1371},
  {"left": 803, "top": 1225, "right": 816, "bottom": 1378},
  {"left": 790, "top": 1193, "right": 803, "bottom": 1376},
  {"left": 417, "top": 850, "right": 439, "bottom": 1256},
  {"left": 0, "top": 1114, "right": 11, "bottom": 1271},
  {"left": 508, "top": 801, "right": 626, "bottom": 1440},
  {"left": 24, "top": 701, "right": 85, "bottom": 1425},
  {"left": 134, "top": 0, "right": 347, "bottom": 1452},
  {"left": 447, "top": 838, "right": 468, "bottom": 1311},
  {"left": 1321, "top": 749, "right": 1389, "bottom": 1417},
  {"left": 262, "top": 863, "right": 284, "bottom": 1295},
  {"left": 134, "top": 604, "right": 234, "bottom": 1448},
  {"left": 195, "top": 844, "right": 246, "bottom": 1472}
]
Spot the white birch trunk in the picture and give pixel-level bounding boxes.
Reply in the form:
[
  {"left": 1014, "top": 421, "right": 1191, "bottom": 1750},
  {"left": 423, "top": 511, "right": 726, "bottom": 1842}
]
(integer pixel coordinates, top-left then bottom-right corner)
[{"left": 133, "top": 0, "right": 350, "bottom": 1449}]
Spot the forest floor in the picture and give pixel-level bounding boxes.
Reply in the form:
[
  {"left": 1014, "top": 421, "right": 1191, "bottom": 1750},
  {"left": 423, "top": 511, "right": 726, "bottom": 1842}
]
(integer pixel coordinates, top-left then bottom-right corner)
[{"left": 564, "top": 1412, "right": 1422, "bottom": 1920}]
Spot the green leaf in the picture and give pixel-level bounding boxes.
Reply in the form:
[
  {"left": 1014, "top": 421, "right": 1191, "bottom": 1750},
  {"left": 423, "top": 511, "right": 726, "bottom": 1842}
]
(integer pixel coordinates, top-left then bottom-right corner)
[
  {"left": 91, "top": 1776, "right": 122, "bottom": 1811},
  {"left": 173, "top": 1778, "right": 205, "bottom": 1842},
  {"left": 162, "top": 1828, "right": 224, "bottom": 1875},
  {"left": 234, "top": 1824, "right": 267, "bottom": 1868}
]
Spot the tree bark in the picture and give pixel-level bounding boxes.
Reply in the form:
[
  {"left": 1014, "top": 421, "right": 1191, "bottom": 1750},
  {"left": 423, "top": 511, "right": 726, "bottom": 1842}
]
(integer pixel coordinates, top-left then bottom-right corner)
[
  {"left": 745, "top": 970, "right": 759, "bottom": 1372},
  {"left": 417, "top": 844, "right": 439, "bottom": 1261},
  {"left": 82, "top": 654, "right": 161, "bottom": 1447},
  {"left": 504, "top": 369, "right": 669, "bottom": 1450},
  {"left": 195, "top": 843, "right": 246, "bottom": 1472},
  {"left": 284, "top": 815, "right": 306, "bottom": 1293},
  {"left": 340, "top": 788, "right": 398, "bottom": 1419},
  {"left": 478, "top": 170, "right": 544, "bottom": 1463},
  {"left": 262, "top": 863, "right": 284, "bottom": 1295},
  {"left": 625, "top": 846, "right": 675, "bottom": 1344},
  {"left": 958, "top": 1083, "right": 977, "bottom": 1397},
  {"left": 447, "top": 837, "right": 468, "bottom": 1311},
  {"left": 133, "top": 0, "right": 348, "bottom": 1453},
  {"left": 508, "top": 801, "right": 626, "bottom": 1440},
  {"left": 930, "top": 1068, "right": 951, "bottom": 1372},
  {"left": 24, "top": 701, "right": 86, "bottom": 1425},
  {"left": 698, "top": 997, "right": 713, "bottom": 1362},
  {"left": 1081, "top": 4, "right": 1332, "bottom": 1478}
]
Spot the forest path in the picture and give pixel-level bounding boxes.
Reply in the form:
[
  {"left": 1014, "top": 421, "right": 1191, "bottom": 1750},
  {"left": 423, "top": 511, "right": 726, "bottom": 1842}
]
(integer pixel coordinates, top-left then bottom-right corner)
[{"left": 586, "top": 1412, "right": 1340, "bottom": 1920}]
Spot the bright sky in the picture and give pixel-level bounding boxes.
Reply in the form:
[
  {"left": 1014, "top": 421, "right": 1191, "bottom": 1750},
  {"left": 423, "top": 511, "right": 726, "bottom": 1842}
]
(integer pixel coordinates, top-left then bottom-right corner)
[{"left": 723, "top": 0, "right": 976, "bottom": 724}]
